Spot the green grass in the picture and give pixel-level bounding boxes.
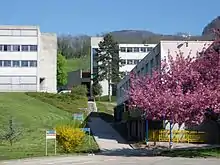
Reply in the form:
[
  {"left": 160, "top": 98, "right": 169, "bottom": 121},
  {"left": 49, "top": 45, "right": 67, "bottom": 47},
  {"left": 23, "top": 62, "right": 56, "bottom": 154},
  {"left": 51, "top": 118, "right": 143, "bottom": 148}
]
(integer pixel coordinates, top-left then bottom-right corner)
[
  {"left": 26, "top": 92, "right": 88, "bottom": 114},
  {"left": 96, "top": 95, "right": 116, "bottom": 102},
  {"left": 160, "top": 147, "right": 220, "bottom": 158},
  {"left": 95, "top": 101, "right": 115, "bottom": 123},
  {"left": 0, "top": 93, "right": 98, "bottom": 160},
  {"left": 65, "top": 56, "right": 90, "bottom": 72}
]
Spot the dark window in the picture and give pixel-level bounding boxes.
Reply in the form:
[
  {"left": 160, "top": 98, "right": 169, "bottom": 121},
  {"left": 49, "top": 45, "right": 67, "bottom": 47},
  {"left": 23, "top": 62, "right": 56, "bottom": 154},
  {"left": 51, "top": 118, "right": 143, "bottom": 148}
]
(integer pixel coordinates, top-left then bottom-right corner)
[
  {"left": 12, "top": 45, "right": 20, "bottom": 51},
  {"left": 29, "top": 60, "right": 37, "bottom": 67},
  {"left": 0, "top": 45, "right": 3, "bottom": 51},
  {"left": 21, "top": 45, "right": 29, "bottom": 51},
  {"left": 30, "top": 45, "right": 37, "bottom": 51},
  {"left": 127, "top": 47, "right": 133, "bottom": 52},
  {"left": 21, "top": 60, "right": 29, "bottom": 67},
  {"left": 4, "top": 45, "right": 11, "bottom": 51},
  {"left": 120, "top": 47, "right": 126, "bottom": 52},
  {"left": 121, "top": 59, "right": 126, "bottom": 65},
  {"left": 137, "top": 70, "right": 140, "bottom": 76},
  {"left": 134, "top": 60, "right": 139, "bottom": 65},
  {"left": 140, "top": 47, "right": 146, "bottom": 52},
  {"left": 145, "top": 63, "right": 149, "bottom": 74},
  {"left": 3, "top": 60, "right": 11, "bottom": 67},
  {"left": 156, "top": 54, "right": 160, "bottom": 67},
  {"left": 141, "top": 67, "right": 144, "bottom": 73},
  {"left": 12, "top": 60, "right": 20, "bottom": 67},
  {"left": 127, "top": 60, "right": 133, "bottom": 65},
  {"left": 147, "top": 47, "right": 153, "bottom": 51},
  {"left": 0, "top": 60, "right": 3, "bottom": 67},
  {"left": 133, "top": 47, "right": 139, "bottom": 52}
]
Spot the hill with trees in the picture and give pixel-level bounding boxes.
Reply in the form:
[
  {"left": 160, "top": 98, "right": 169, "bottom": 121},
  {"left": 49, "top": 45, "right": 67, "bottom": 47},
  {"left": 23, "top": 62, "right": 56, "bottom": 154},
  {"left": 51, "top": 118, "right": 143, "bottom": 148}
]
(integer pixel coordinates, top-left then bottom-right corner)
[{"left": 59, "top": 16, "right": 220, "bottom": 72}]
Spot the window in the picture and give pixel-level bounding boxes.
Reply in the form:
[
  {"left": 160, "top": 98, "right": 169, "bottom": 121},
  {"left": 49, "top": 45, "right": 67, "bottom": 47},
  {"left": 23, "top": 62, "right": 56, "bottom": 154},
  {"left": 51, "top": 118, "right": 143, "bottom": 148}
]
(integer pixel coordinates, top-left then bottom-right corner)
[
  {"left": 29, "top": 60, "right": 37, "bottom": 67},
  {"left": 141, "top": 67, "right": 144, "bottom": 73},
  {"left": 145, "top": 63, "right": 149, "bottom": 74},
  {"left": 137, "top": 70, "right": 140, "bottom": 76},
  {"left": 12, "top": 60, "right": 20, "bottom": 67},
  {"left": 121, "top": 59, "right": 126, "bottom": 65},
  {"left": 120, "top": 47, "right": 126, "bottom": 52},
  {"left": 12, "top": 45, "right": 20, "bottom": 51},
  {"left": 0, "top": 60, "right": 3, "bottom": 67},
  {"left": 3, "top": 60, "right": 11, "bottom": 67},
  {"left": 127, "top": 47, "right": 133, "bottom": 52},
  {"left": 140, "top": 47, "right": 146, "bottom": 52},
  {"left": 133, "top": 47, "right": 139, "bottom": 52},
  {"left": 4, "top": 45, "right": 11, "bottom": 51},
  {"left": 21, "top": 45, "right": 29, "bottom": 51},
  {"left": 0, "top": 45, "right": 3, "bottom": 51},
  {"left": 156, "top": 54, "right": 160, "bottom": 67},
  {"left": 134, "top": 59, "right": 139, "bottom": 65},
  {"left": 21, "top": 60, "right": 29, "bottom": 67},
  {"left": 127, "top": 60, "right": 133, "bottom": 65},
  {"left": 30, "top": 45, "right": 38, "bottom": 51},
  {"left": 147, "top": 47, "right": 153, "bottom": 51}
]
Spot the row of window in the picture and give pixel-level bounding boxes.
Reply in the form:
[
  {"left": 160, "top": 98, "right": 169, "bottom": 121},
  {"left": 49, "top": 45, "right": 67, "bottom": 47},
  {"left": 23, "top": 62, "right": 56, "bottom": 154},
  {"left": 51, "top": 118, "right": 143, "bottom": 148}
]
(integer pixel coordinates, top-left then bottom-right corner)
[
  {"left": 120, "top": 47, "right": 154, "bottom": 53},
  {"left": 0, "top": 60, "right": 37, "bottom": 67},
  {"left": 121, "top": 59, "right": 141, "bottom": 65},
  {"left": 119, "top": 55, "right": 160, "bottom": 97},
  {"left": 0, "top": 45, "right": 38, "bottom": 52}
]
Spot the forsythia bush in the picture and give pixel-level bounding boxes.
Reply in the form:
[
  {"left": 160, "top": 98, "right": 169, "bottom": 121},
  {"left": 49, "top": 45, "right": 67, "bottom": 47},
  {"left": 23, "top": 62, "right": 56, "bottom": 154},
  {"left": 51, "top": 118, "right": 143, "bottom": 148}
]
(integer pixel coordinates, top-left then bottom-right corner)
[{"left": 56, "top": 125, "right": 85, "bottom": 153}]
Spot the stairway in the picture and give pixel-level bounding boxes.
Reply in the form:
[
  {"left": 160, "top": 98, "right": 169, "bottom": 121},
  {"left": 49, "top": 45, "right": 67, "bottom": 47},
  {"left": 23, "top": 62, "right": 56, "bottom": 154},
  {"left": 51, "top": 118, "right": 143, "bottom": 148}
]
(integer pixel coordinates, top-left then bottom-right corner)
[{"left": 88, "top": 101, "right": 97, "bottom": 112}]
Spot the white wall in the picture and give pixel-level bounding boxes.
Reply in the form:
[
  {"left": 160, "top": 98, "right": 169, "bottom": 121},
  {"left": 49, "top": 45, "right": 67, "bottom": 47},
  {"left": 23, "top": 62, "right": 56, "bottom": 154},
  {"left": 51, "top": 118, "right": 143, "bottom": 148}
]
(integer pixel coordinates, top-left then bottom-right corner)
[
  {"left": 117, "top": 40, "right": 213, "bottom": 105},
  {"left": 39, "top": 33, "right": 57, "bottom": 93}
]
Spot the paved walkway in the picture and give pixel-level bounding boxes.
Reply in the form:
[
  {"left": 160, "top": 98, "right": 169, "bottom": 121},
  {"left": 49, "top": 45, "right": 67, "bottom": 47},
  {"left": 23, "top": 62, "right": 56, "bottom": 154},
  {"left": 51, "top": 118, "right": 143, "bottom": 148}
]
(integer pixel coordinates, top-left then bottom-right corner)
[
  {"left": 87, "top": 117, "right": 132, "bottom": 152},
  {"left": 1, "top": 155, "right": 220, "bottom": 165}
]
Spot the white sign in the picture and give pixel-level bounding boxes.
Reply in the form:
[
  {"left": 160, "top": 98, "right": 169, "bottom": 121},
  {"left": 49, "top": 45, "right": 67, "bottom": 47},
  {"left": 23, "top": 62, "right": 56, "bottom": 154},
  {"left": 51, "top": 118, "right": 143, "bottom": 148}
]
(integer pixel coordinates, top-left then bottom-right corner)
[
  {"left": 45, "top": 130, "right": 56, "bottom": 156},
  {"left": 46, "top": 130, "right": 56, "bottom": 139}
]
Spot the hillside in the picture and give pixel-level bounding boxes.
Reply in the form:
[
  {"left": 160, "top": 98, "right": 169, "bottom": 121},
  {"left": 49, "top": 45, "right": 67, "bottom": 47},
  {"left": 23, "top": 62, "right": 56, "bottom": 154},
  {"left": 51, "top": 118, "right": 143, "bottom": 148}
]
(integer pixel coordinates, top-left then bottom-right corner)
[
  {"left": 0, "top": 93, "right": 97, "bottom": 160},
  {"left": 61, "top": 16, "right": 220, "bottom": 72}
]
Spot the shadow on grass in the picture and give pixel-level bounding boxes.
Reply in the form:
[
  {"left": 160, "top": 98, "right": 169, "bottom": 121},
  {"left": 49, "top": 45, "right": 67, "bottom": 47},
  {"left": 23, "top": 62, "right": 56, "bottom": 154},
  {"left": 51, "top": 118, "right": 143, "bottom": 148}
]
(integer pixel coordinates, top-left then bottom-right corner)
[
  {"left": 95, "top": 147, "right": 220, "bottom": 158},
  {"left": 159, "top": 147, "right": 220, "bottom": 158}
]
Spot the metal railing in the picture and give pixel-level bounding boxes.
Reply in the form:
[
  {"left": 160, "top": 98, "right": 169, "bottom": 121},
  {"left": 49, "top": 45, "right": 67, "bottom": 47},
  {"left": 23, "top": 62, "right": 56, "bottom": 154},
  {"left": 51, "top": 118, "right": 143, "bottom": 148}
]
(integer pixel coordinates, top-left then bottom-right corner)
[{"left": 148, "top": 130, "right": 206, "bottom": 143}]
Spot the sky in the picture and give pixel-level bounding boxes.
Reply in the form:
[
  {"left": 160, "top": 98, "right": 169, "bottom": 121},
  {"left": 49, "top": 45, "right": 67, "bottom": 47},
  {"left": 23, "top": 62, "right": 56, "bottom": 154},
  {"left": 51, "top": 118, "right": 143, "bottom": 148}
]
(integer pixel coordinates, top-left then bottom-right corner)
[{"left": 0, "top": 0, "right": 219, "bottom": 36}]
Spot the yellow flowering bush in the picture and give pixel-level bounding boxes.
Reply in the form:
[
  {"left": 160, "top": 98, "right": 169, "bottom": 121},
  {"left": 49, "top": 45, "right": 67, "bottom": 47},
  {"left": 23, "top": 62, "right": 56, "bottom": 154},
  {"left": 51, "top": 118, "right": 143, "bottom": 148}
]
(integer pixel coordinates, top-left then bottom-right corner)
[{"left": 56, "top": 125, "right": 85, "bottom": 153}]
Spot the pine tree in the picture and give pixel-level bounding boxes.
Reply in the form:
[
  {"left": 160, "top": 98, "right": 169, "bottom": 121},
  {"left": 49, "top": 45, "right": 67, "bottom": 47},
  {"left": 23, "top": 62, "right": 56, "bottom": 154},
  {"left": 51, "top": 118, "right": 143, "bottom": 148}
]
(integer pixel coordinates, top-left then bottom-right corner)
[{"left": 96, "top": 34, "right": 123, "bottom": 101}]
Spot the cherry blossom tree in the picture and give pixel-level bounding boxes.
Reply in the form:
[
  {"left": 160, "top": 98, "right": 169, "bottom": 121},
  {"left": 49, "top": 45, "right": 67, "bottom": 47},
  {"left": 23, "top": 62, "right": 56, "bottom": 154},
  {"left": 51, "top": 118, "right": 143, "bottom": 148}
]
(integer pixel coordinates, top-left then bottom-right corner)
[{"left": 128, "top": 38, "right": 220, "bottom": 126}]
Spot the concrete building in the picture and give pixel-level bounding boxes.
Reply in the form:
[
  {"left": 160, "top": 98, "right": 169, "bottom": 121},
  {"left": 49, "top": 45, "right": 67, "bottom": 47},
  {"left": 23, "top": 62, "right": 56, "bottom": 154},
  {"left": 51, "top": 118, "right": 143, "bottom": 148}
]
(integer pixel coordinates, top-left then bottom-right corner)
[
  {"left": 117, "top": 40, "right": 213, "bottom": 106},
  {"left": 90, "top": 37, "right": 156, "bottom": 96},
  {"left": 114, "top": 40, "right": 214, "bottom": 142},
  {"left": 0, "top": 25, "right": 57, "bottom": 93}
]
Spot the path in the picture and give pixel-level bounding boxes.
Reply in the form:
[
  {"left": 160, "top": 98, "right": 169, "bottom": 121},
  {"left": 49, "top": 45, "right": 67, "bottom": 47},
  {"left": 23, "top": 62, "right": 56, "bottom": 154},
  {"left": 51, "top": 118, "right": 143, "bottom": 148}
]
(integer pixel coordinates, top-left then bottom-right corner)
[
  {"left": 1, "top": 155, "right": 220, "bottom": 165},
  {"left": 87, "top": 117, "right": 132, "bottom": 152}
]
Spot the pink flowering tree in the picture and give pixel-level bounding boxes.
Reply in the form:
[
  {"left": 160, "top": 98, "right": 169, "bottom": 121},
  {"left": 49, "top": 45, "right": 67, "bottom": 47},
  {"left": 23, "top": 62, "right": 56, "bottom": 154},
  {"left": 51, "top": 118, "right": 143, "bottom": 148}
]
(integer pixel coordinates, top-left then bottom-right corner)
[{"left": 128, "top": 34, "right": 220, "bottom": 144}]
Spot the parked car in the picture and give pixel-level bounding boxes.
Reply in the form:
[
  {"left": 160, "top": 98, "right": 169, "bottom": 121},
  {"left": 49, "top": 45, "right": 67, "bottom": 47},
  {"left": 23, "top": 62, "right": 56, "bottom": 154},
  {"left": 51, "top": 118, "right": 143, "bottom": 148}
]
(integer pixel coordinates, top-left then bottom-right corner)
[{"left": 58, "top": 90, "right": 71, "bottom": 94}]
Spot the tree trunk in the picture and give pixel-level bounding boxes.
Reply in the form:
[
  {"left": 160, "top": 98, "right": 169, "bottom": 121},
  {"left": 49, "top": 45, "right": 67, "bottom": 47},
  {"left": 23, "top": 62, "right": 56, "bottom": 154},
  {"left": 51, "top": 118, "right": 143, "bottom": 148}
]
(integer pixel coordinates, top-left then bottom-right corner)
[{"left": 108, "top": 79, "right": 111, "bottom": 102}]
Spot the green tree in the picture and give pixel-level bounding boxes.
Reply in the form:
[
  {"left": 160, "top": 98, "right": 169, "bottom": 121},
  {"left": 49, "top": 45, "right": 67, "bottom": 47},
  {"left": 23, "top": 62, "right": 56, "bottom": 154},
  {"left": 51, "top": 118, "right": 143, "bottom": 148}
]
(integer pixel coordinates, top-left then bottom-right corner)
[
  {"left": 96, "top": 34, "right": 123, "bottom": 102},
  {"left": 92, "top": 83, "right": 103, "bottom": 99},
  {"left": 57, "top": 53, "right": 67, "bottom": 87}
]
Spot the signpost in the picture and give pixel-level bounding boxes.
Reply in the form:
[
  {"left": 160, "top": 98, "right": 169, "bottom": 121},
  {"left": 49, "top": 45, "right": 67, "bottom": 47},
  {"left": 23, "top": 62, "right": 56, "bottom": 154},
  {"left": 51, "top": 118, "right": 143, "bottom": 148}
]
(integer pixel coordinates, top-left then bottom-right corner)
[
  {"left": 45, "top": 130, "right": 56, "bottom": 156},
  {"left": 81, "top": 128, "right": 91, "bottom": 145},
  {"left": 73, "top": 113, "right": 84, "bottom": 122}
]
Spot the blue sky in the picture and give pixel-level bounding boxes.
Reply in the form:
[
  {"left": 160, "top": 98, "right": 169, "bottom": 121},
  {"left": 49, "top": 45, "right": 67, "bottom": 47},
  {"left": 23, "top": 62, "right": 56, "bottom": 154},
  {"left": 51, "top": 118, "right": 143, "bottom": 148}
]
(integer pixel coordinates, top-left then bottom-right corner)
[{"left": 0, "top": 0, "right": 219, "bottom": 36}]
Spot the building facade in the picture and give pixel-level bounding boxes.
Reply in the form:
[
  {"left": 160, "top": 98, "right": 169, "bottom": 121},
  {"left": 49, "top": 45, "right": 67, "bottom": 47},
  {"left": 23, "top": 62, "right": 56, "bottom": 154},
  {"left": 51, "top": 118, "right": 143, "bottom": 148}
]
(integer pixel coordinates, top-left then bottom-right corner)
[
  {"left": 0, "top": 25, "right": 57, "bottom": 93},
  {"left": 117, "top": 40, "right": 213, "bottom": 106},
  {"left": 90, "top": 37, "right": 156, "bottom": 96}
]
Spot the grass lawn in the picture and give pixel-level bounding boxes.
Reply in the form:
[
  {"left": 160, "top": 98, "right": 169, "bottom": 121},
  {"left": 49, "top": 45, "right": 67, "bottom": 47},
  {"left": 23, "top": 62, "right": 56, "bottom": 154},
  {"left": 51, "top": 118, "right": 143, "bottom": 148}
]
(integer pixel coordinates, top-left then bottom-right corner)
[
  {"left": 160, "top": 147, "right": 220, "bottom": 158},
  {"left": 95, "top": 101, "right": 115, "bottom": 123},
  {"left": 65, "top": 56, "right": 90, "bottom": 72},
  {"left": 26, "top": 92, "right": 88, "bottom": 114},
  {"left": 0, "top": 93, "right": 99, "bottom": 160},
  {"left": 96, "top": 95, "right": 116, "bottom": 102}
]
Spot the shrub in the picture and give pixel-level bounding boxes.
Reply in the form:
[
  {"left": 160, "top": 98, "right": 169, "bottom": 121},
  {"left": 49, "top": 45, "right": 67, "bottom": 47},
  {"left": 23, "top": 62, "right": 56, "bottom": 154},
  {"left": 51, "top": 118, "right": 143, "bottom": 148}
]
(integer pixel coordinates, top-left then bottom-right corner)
[
  {"left": 70, "top": 85, "right": 87, "bottom": 99},
  {"left": 56, "top": 125, "right": 85, "bottom": 153}
]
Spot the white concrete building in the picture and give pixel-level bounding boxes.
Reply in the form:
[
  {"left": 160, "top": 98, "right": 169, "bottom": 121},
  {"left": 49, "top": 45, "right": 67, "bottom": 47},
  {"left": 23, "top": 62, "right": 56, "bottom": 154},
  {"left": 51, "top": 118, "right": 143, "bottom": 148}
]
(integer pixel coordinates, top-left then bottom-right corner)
[
  {"left": 0, "top": 25, "right": 57, "bottom": 93},
  {"left": 90, "top": 37, "right": 156, "bottom": 96},
  {"left": 117, "top": 40, "right": 213, "bottom": 106}
]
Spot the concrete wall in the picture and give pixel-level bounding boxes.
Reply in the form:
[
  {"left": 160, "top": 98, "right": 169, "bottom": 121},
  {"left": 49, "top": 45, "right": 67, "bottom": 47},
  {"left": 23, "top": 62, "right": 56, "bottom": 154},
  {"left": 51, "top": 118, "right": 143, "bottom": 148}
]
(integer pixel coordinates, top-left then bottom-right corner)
[{"left": 39, "top": 33, "right": 57, "bottom": 93}]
